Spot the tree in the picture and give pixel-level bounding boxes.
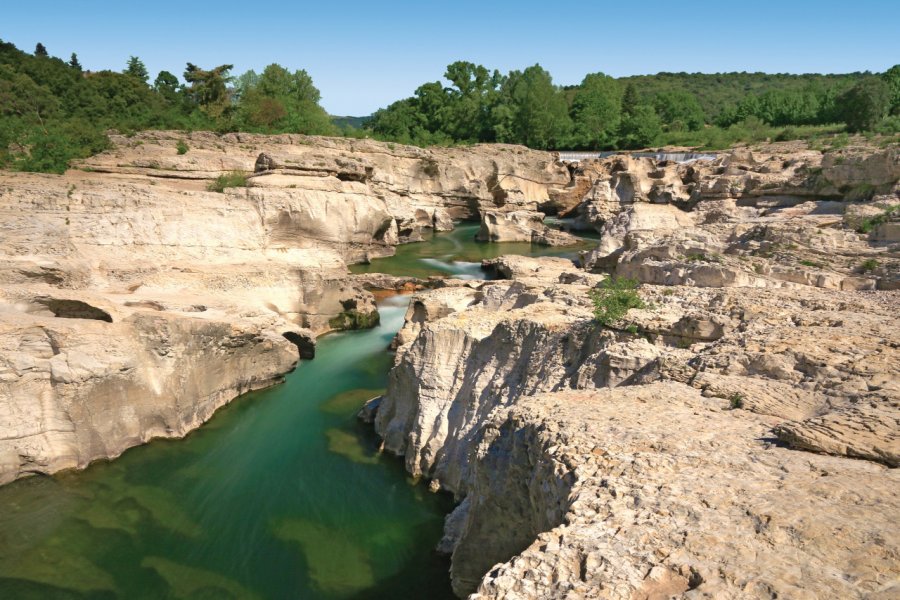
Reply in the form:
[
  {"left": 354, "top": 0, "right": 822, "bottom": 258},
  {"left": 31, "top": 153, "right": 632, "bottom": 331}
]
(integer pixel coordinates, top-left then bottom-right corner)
[
  {"left": 125, "top": 56, "right": 149, "bottom": 83},
  {"left": 34, "top": 43, "right": 48, "bottom": 57},
  {"left": 236, "top": 64, "right": 333, "bottom": 134},
  {"left": 652, "top": 90, "right": 706, "bottom": 131},
  {"left": 837, "top": 78, "right": 891, "bottom": 132},
  {"left": 69, "top": 53, "right": 82, "bottom": 71},
  {"left": 621, "top": 83, "right": 640, "bottom": 116},
  {"left": 495, "top": 64, "right": 571, "bottom": 149},
  {"left": 618, "top": 104, "right": 662, "bottom": 149},
  {"left": 153, "top": 70, "right": 179, "bottom": 94},
  {"left": 570, "top": 72, "right": 622, "bottom": 148},
  {"left": 153, "top": 70, "right": 183, "bottom": 107},
  {"left": 0, "top": 65, "right": 59, "bottom": 130},
  {"left": 441, "top": 61, "right": 503, "bottom": 142},
  {"left": 184, "top": 62, "right": 233, "bottom": 116},
  {"left": 232, "top": 69, "right": 259, "bottom": 103},
  {"left": 883, "top": 64, "right": 900, "bottom": 115}
]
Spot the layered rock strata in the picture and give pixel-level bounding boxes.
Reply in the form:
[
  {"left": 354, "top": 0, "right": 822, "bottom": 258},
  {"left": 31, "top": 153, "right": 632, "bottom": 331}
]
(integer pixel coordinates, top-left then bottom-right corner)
[
  {"left": 372, "top": 140, "right": 900, "bottom": 598},
  {"left": 0, "top": 132, "right": 572, "bottom": 484}
]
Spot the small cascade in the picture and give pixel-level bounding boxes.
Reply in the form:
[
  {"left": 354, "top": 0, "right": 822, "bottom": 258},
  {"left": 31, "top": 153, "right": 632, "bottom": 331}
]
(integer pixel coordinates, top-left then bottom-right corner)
[{"left": 556, "top": 150, "right": 717, "bottom": 163}]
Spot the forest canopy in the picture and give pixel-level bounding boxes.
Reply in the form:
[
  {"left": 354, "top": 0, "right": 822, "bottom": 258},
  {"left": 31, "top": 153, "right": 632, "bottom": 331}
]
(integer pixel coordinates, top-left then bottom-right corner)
[
  {"left": 1, "top": 39, "right": 898, "bottom": 174},
  {"left": 366, "top": 62, "right": 900, "bottom": 150}
]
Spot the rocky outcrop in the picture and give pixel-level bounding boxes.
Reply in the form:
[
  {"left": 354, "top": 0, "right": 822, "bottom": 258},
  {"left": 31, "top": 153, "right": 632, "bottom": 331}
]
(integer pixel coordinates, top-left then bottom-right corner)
[
  {"left": 466, "top": 386, "right": 899, "bottom": 599},
  {"left": 476, "top": 210, "right": 579, "bottom": 246},
  {"left": 371, "top": 140, "right": 900, "bottom": 600},
  {"left": 76, "top": 130, "right": 572, "bottom": 242},
  {"left": 0, "top": 300, "right": 298, "bottom": 485},
  {"left": 372, "top": 257, "right": 899, "bottom": 597},
  {"left": 0, "top": 132, "right": 578, "bottom": 485}
]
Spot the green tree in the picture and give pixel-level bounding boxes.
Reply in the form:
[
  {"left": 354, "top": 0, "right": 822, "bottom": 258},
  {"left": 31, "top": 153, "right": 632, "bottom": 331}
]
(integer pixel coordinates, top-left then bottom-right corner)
[
  {"left": 495, "top": 64, "right": 571, "bottom": 149},
  {"left": 883, "top": 64, "right": 900, "bottom": 115},
  {"left": 652, "top": 90, "right": 705, "bottom": 131},
  {"left": 236, "top": 64, "right": 333, "bottom": 134},
  {"left": 570, "top": 72, "right": 622, "bottom": 148},
  {"left": 0, "top": 65, "right": 59, "bottom": 130},
  {"left": 184, "top": 62, "right": 233, "bottom": 117},
  {"left": 618, "top": 104, "right": 662, "bottom": 149},
  {"left": 34, "top": 43, "right": 48, "bottom": 57},
  {"left": 368, "top": 98, "right": 426, "bottom": 144},
  {"left": 153, "top": 70, "right": 184, "bottom": 108},
  {"left": 153, "top": 70, "right": 179, "bottom": 94},
  {"left": 621, "top": 83, "right": 640, "bottom": 116},
  {"left": 125, "top": 56, "right": 149, "bottom": 83},
  {"left": 441, "top": 61, "right": 503, "bottom": 141},
  {"left": 232, "top": 69, "right": 259, "bottom": 103},
  {"left": 837, "top": 78, "right": 891, "bottom": 132},
  {"left": 69, "top": 53, "right": 82, "bottom": 71}
]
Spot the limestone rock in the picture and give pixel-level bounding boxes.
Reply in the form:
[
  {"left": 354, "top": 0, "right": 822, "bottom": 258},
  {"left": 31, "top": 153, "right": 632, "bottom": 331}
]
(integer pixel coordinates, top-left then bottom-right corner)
[{"left": 476, "top": 210, "right": 579, "bottom": 246}]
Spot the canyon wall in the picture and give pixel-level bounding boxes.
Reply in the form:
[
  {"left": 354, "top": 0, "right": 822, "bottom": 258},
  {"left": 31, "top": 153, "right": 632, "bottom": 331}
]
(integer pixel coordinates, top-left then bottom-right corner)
[
  {"left": 0, "top": 132, "right": 570, "bottom": 485},
  {"left": 373, "top": 142, "right": 900, "bottom": 598}
]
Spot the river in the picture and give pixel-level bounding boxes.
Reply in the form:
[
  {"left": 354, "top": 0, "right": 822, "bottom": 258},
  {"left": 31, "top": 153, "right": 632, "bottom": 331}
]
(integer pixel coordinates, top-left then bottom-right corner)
[{"left": 0, "top": 222, "right": 593, "bottom": 599}]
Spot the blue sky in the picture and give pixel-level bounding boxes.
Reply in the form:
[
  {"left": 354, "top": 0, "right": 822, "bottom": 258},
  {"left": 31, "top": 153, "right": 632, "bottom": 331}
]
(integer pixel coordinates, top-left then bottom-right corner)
[{"left": 3, "top": 0, "right": 898, "bottom": 115}]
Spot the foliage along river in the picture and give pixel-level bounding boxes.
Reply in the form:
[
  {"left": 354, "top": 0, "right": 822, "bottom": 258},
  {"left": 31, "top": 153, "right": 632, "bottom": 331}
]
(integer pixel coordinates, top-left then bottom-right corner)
[{"left": 0, "top": 223, "right": 594, "bottom": 599}]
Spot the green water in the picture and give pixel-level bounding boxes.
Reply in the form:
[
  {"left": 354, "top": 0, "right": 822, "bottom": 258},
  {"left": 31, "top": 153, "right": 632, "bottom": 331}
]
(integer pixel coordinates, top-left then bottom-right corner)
[
  {"left": 350, "top": 222, "right": 597, "bottom": 279},
  {"left": 0, "top": 222, "right": 596, "bottom": 599},
  {"left": 0, "top": 297, "right": 455, "bottom": 600}
]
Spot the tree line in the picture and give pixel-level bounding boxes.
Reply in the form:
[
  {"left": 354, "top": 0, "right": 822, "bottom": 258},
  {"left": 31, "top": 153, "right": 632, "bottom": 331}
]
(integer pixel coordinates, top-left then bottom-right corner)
[
  {"left": 1, "top": 39, "right": 899, "bottom": 174},
  {"left": 366, "top": 62, "right": 900, "bottom": 150},
  {"left": 0, "top": 40, "right": 336, "bottom": 172}
]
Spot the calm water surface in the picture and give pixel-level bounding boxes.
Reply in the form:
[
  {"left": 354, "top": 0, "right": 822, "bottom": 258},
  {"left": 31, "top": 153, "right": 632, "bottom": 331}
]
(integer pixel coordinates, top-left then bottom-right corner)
[
  {"left": 0, "top": 223, "right": 594, "bottom": 599},
  {"left": 350, "top": 222, "right": 596, "bottom": 279}
]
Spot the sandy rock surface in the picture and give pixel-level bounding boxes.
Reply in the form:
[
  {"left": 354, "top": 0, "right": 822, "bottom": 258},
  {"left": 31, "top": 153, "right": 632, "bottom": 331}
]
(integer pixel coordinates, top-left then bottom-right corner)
[{"left": 371, "top": 140, "right": 900, "bottom": 598}]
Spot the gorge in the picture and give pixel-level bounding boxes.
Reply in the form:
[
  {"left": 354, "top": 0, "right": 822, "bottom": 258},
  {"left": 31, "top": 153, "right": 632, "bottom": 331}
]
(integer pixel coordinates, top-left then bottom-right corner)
[{"left": 0, "top": 131, "right": 897, "bottom": 598}]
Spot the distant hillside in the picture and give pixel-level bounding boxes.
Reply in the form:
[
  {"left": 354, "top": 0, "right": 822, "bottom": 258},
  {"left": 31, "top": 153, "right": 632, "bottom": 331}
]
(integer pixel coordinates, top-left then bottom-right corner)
[
  {"left": 331, "top": 115, "right": 372, "bottom": 129},
  {"left": 613, "top": 72, "right": 870, "bottom": 121}
]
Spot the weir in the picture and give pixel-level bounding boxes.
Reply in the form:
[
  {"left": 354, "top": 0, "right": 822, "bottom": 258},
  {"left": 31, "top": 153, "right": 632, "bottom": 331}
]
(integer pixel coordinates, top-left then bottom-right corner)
[{"left": 555, "top": 150, "right": 718, "bottom": 163}]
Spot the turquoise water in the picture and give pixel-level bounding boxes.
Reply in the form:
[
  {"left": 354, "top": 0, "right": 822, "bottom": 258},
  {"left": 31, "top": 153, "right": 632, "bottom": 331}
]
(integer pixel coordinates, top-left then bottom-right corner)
[
  {"left": 0, "top": 296, "right": 455, "bottom": 599},
  {"left": 350, "top": 222, "right": 596, "bottom": 279},
  {"left": 0, "top": 222, "right": 597, "bottom": 599}
]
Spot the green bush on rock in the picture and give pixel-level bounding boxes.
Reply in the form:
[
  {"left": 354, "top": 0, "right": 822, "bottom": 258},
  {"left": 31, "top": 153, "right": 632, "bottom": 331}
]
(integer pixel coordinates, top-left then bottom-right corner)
[
  {"left": 589, "top": 277, "right": 646, "bottom": 327},
  {"left": 207, "top": 171, "right": 248, "bottom": 192}
]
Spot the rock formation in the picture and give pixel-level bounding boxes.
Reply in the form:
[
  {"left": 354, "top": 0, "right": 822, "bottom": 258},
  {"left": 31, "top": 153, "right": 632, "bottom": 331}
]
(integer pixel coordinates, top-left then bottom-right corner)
[
  {"left": 0, "top": 131, "right": 573, "bottom": 485},
  {"left": 371, "top": 140, "right": 900, "bottom": 598}
]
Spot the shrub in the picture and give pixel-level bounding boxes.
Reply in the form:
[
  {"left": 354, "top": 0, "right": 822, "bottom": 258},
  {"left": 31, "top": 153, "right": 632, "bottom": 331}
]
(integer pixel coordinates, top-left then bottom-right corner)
[
  {"left": 421, "top": 157, "right": 439, "bottom": 177},
  {"left": 176, "top": 140, "right": 189, "bottom": 155},
  {"left": 857, "top": 205, "right": 899, "bottom": 233},
  {"left": 208, "top": 171, "right": 249, "bottom": 192},
  {"left": 729, "top": 393, "right": 745, "bottom": 410},
  {"left": 589, "top": 276, "right": 646, "bottom": 327},
  {"left": 860, "top": 259, "right": 879, "bottom": 272}
]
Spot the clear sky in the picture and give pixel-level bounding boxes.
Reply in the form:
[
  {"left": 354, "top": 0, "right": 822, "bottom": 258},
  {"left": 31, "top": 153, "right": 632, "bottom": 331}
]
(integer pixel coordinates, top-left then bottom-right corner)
[{"left": 2, "top": 0, "right": 898, "bottom": 116}]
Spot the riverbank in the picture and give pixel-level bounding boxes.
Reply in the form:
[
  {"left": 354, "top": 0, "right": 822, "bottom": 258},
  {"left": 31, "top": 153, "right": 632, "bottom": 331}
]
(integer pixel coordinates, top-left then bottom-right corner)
[{"left": 0, "top": 294, "right": 458, "bottom": 598}]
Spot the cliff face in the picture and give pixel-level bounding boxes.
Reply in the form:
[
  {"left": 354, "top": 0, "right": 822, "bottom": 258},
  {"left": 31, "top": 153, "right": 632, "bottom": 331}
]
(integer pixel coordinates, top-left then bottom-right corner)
[
  {"left": 373, "top": 141, "right": 900, "bottom": 598},
  {"left": 0, "top": 132, "right": 571, "bottom": 485},
  {"left": 0, "top": 306, "right": 297, "bottom": 484}
]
